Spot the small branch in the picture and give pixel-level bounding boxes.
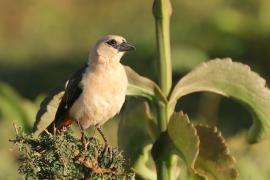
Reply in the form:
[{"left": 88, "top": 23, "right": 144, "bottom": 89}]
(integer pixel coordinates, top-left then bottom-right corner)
[
  {"left": 13, "top": 122, "right": 19, "bottom": 135},
  {"left": 75, "top": 152, "right": 119, "bottom": 175}
]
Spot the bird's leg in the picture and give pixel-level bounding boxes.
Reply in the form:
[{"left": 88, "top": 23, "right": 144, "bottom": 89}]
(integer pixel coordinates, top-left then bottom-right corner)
[
  {"left": 95, "top": 125, "right": 112, "bottom": 159},
  {"left": 92, "top": 127, "right": 97, "bottom": 138},
  {"left": 53, "top": 123, "right": 57, "bottom": 136},
  {"left": 95, "top": 125, "right": 108, "bottom": 145},
  {"left": 76, "top": 121, "right": 89, "bottom": 151}
]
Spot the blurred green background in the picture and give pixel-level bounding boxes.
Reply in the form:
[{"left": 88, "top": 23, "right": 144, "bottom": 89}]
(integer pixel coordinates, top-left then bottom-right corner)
[{"left": 1, "top": 0, "right": 270, "bottom": 179}]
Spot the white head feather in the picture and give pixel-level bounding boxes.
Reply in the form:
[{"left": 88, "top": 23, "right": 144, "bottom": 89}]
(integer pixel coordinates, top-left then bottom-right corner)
[{"left": 89, "top": 35, "right": 135, "bottom": 64}]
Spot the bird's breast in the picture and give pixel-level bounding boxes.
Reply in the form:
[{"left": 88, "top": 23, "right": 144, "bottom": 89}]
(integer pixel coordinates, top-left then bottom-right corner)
[{"left": 69, "top": 64, "right": 127, "bottom": 129}]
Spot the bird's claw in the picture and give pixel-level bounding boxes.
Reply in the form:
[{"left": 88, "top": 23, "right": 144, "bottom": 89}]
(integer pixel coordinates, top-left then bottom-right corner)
[
  {"left": 83, "top": 141, "right": 90, "bottom": 151},
  {"left": 102, "top": 144, "right": 113, "bottom": 161},
  {"left": 81, "top": 132, "right": 89, "bottom": 151}
]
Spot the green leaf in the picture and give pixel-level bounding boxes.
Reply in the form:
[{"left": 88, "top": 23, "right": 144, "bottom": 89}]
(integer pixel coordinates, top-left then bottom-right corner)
[
  {"left": 167, "top": 112, "right": 238, "bottom": 179},
  {"left": 169, "top": 58, "right": 270, "bottom": 143},
  {"left": 124, "top": 66, "right": 167, "bottom": 103},
  {"left": 32, "top": 90, "right": 64, "bottom": 138},
  {"left": 195, "top": 125, "right": 238, "bottom": 180},
  {"left": 143, "top": 101, "right": 159, "bottom": 140},
  {"left": 118, "top": 98, "right": 155, "bottom": 179},
  {"left": 167, "top": 112, "right": 204, "bottom": 179},
  {"left": 133, "top": 145, "right": 156, "bottom": 180},
  {"left": 0, "top": 82, "right": 33, "bottom": 131}
]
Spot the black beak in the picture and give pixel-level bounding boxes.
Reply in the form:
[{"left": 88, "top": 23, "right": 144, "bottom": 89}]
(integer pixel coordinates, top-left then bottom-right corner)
[{"left": 117, "top": 42, "right": 136, "bottom": 52}]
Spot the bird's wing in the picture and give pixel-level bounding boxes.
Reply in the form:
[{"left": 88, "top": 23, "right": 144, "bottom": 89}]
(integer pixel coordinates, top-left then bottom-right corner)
[{"left": 49, "top": 64, "right": 88, "bottom": 130}]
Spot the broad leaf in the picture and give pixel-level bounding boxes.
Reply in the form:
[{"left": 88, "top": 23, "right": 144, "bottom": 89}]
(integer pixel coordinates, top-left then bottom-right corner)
[
  {"left": 118, "top": 98, "right": 155, "bottom": 179},
  {"left": 32, "top": 90, "right": 64, "bottom": 138},
  {"left": 195, "top": 125, "right": 238, "bottom": 180},
  {"left": 143, "top": 101, "right": 159, "bottom": 140},
  {"left": 133, "top": 145, "right": 156, "bottom": 180},
  {"left": 169, "top": 58, "right": 270, "bottom": 143},
  {"left": 124, "top": 66, "right": 167, "bottom": 103},
  {"left": 167, "top": 112, "right": 204, "bottom": 179},
  {"left": 167, "top": 112, "right": 238, "bottom": 179}
]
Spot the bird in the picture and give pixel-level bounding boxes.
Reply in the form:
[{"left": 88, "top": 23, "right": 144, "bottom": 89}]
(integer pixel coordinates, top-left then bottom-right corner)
[{"left": 47, "top": 35, "right": 135, "bottom": 147}]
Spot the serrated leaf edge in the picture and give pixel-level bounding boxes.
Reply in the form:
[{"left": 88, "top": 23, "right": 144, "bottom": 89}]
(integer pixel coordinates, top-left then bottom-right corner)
[
  {"left": 195, "top": 124, "right": 239, "bottom": 179},
  {"left": 169, "top": 112, "right": 206, "bottom": 179}
]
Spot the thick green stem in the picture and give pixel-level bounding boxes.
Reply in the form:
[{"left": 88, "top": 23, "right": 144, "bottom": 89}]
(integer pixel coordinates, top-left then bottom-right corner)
[
  {"left": 155, "top": 103, "right": 172, "bottom": 179},
  {"left": 153, "top": 0, "right": 172, "bottom": 97},
  {"left": 153, "top": 0, "right": 172, "bottom": 131},
  {"left": 152, "top": 0, "right": 173, "bottom": 180}
]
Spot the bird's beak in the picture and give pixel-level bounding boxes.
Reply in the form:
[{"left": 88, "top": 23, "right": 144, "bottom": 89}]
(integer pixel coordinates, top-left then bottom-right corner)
[{"left": 117, "top": 42, "right": 136, "bottom": 52}]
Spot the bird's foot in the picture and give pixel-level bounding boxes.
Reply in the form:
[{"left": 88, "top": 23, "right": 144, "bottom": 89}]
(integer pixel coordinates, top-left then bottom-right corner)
[
  {"left": 100, "top": 143, "right": 113, "bottom": 162},
  {"left": 95, "top": 125, "right": 113, "bottom": 160},
  {"left": 83, "top": 141, "right": 90, "bottom": 151},
  {"left": 81, "top": 132, "right": 89, "bottom": 151},
  {"left": 95, "top": 125, "right": 108, "bottom": 144},
  {"left": 76, "top": 121, "right": 89, "bottom": 151}
]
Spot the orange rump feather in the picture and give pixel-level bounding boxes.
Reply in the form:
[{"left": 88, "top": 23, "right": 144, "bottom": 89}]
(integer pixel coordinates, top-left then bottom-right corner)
[{"left": 58, "top": 118, "right": 73, "bottom": 129}]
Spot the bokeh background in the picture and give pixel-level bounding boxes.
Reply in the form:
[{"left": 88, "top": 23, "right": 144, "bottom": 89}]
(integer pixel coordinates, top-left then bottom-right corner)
[{"left": 1, "top": 0, "right": 270, "bottom": 179}]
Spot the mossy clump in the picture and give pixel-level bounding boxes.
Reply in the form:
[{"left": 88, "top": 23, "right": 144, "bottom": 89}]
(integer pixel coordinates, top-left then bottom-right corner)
[{"left": 11, "top": 128, "right": 135, "bottom": 179}]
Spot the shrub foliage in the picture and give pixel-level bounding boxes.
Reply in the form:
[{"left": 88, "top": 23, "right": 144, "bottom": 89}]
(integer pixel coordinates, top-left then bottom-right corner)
[{"left": 11, "top": 127, "right": 134, "bottom": 180}]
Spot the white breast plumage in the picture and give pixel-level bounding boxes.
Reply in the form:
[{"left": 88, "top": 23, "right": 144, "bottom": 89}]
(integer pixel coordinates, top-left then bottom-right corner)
[{"left": 69, "top": 62, "right": 127, "bottom": 130}]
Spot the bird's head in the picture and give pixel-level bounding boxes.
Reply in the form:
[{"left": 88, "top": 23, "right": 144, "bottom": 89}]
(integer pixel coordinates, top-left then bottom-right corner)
[{"left": 90, "top": 35, "right": 135, "bottom": 63}]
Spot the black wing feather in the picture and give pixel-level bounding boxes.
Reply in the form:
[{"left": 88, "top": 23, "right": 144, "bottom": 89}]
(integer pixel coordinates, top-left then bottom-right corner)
[{"left": 48, "top": 64, "right": 88, "bottom": 131}]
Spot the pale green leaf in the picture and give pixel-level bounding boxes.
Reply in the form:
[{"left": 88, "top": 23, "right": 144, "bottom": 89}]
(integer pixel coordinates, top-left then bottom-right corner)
[
  {"left": 169, "top": 58, "right": 270, "bottom": 143},
  {"left": 167, "top": 112, "right": 205, "bottom": 179},
  {"left": 32, "top": 90, "right": 64, "bottom": 138},
  {"left": 124, "top": 66, "right": 167, "bottom": 103},
  {"left": 133, "top": 145, "right": 156, "bottom": 180}
]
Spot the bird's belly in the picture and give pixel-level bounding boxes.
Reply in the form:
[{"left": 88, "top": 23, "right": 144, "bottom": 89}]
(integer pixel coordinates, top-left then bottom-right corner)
[
  {"left": 70, "top": 95, "right": 124, "bottom": 129},
  {"left": 69, "top": 68, "right": 127, "bottom": 129}
]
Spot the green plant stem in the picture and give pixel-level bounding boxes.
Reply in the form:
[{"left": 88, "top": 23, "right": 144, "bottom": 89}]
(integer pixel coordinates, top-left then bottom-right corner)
[
  {"left": 152, "top": 0, "right": 173, "bottom": 180},
  {"left": 156, "top": 162, "right": 171, "bottom": 180},
  {"left": 153, "top": 0, "right": 172, "bottom": 97}
]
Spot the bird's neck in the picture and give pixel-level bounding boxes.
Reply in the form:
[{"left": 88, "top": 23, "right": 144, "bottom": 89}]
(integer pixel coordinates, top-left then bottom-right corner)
[{"left": 88, "top": 54, "right": 121, "bottom": 67}]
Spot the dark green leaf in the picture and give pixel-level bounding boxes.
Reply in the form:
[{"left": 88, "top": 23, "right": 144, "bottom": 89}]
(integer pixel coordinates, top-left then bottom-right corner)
[{"left": 118, "top": 98, "right": 155, "bottom": 179}]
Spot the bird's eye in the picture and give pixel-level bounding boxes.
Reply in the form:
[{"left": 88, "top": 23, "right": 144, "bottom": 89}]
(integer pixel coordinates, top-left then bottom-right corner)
[{"left": 106, "top": 39, "right": 117, "bottom": 46}]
